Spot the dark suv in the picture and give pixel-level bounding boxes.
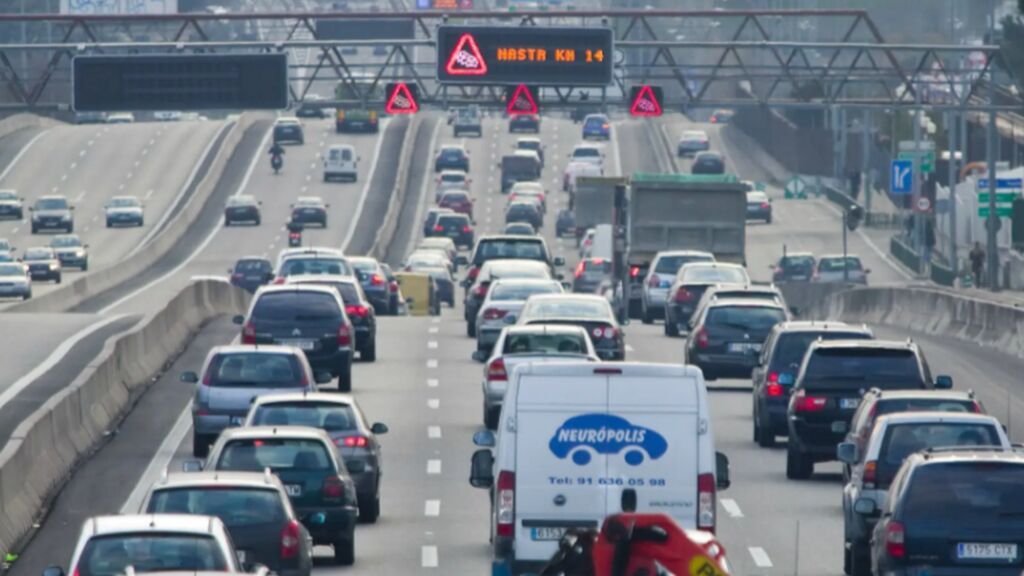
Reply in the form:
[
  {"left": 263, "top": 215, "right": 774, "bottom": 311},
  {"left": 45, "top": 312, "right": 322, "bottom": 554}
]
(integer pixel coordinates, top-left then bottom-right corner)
[
  {"left": 752, "top": 321, "right": 874, "bottom": 448},
  {"left": 236, "top": 285, "right": 355, "bottom": 391},
  {"left": 786, "top": 340, "right": 953, "bottom": 480},
  {"left": 684, "top": 298, "right": 789, "bottom": 380},
  {"left": 867, "top": 448, "right": 1024, "bottom": 576}
]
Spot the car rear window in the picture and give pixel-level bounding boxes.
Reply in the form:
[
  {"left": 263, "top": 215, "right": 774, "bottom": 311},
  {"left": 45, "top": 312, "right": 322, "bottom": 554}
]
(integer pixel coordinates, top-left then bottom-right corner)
[
  {"left": 438, "top": 214, "right": 469, "bottom": 226},
  {"left": 518, "top": 140, "right": 541, "bottom": 151},
  {"left": 208, "top": 353, "right": 304, "bottom": 388},
  {"left": 682, "top": 266, "right": 749, "bottom": 284},
  {"left": 279, "top": 258, "right": 350, "bottom": 277},
  {"left": 881, "top": 423, "right": 1000, "bottom": 468},
  {"left": 77, "top": 534, "right": 228, "bottom": 576},
  {"left": 475, "top": 240, "right": 547, "bottom": 263},
  {"left": 705, "top": 305, "right": 786, "bottom": 331},
  {"left": 489, "top": 282, "right": 561, "bottom": 301},
  {"left": 770, "top": 331, "right": 872, "bottom": 371},
  {"left": 803, "top": 348, "right": 922, "bottom": 387},
  {"left": 654, "top": 254, "right": 713, "bottom": 275},
  {"left": 440, "top": 173, "right": 465, "bottom": 183},
  {"left": 504, "top": 333, "right": 589, "bottom": 354},
  {"left": 819, "top": 257, "right": 862, "bottom": 272},
  {"left": 902, "top": 462, "right": 1024, "bottom": 525},
  {"left": 235, "top": 260, "right": 270, "bottom": 273},
  {"left": 573, "top": 147, "right": 600, "bottom": 158},
  {"left": 712, "top": 290, "right": 779, "bottom": 302},
  {"left": 217, "top": 438, "right": 332, "bottom": 472},
  {"left": 147, "top": 487, "right": 286, "bottom": 526},
  {"left": 781, "top": 256, "right": 815, "bottom": 271},
  {"left": 250, "top": 401, "right": 359, "bottom": 431},
  {"left": 252, "top": 291, "right": 341, "bottom": 322},
  {"left": 525, "top": 299, "right": 609, "bottom": 321}
]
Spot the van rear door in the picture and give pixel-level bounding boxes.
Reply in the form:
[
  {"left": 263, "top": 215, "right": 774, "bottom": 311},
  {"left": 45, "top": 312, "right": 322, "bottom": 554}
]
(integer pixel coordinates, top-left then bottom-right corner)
[
  {"left": 513, "top": 368, "right": 609, "bottom": 562},
  {"left": 605, "top": 367, "right": 701, "bottom": 529}
]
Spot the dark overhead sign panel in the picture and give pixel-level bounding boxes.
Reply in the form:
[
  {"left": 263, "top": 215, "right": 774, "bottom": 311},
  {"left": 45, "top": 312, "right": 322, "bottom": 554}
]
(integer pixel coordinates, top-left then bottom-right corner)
[
  {"left": 315, "top": 18, "right": 415, "bottom": 40},
  {"left": 436, "top": 26, "right": 613, "bottom": 86},
  {"left": 72, "top": 54, "right": 288, "bottom": 112}
]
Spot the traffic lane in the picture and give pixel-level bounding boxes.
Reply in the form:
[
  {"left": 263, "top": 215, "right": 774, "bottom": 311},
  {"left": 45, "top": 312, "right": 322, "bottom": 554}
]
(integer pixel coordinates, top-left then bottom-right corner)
[
  {"left": 0, "top": 313, "right": 125, "bottom": 390},
  {"left": 0, "top": 127, "right": 47, "bottom": 181}
]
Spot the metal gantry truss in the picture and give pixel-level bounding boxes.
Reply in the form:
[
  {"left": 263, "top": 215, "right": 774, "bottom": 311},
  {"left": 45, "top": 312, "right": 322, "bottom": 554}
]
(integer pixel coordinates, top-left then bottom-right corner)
[{"left": 0, "top": 8, "right": 1018, "bottom": 112}]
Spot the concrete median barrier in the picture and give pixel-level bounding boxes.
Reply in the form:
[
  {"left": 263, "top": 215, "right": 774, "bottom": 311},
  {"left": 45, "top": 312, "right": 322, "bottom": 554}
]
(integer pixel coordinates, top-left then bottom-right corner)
[
  {"left": 368, "top": 115, "right": 423, "bottom": 261},
  {"left": 0, "top": 278, "right": 250, "bottom": 559},
  {"left": 0, "top": 113, "right": 61, "bottom": 139},
  {"left": 6, "top": 114, "right": 264, "bottom": 314}
]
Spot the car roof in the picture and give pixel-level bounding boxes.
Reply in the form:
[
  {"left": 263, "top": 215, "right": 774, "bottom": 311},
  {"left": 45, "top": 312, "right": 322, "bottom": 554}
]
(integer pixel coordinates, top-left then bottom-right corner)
[
  {"left": 420, "top": 237, "right": 456, "bottom": 246},
  {"left": 908, "top": 448, "right": 1024, "bottom": 466},
  {"left": 873, "top": 411, "right": 999, "bottom": 427},
  {"left": 505, "top": 324, "right": 590, "bottom": 335},
  {"left": 295, "top": 196, "right": 324, "bottom": 204},
  {"left": 110, "top": 195, "right": 139, "bottom": 201},
  {"left": 774, "top": 320, "right": 867, "bottom": 333},
  {"left": 490, "top": 277, "right": 560, "bottom": 288},
  {"left": 682, "top": 130, "right": 708, "bottom": 136},
  {"left": 439, "top": 144, "right": 466, "bottom": 151},
  {"left": 780, "top": 251, "right": 815, "bottom": 258},
  {"left": 810, "top": 339, "right": 918, "bottom": 351},
  {"left": 439, "top": 169, "right": 467, "bottom": 176},
  {"left": 208, "top": 344, "right": 299, "bottom": 355},
  {"left": 516, "top": 136, "right": 541, "bottom": 143},
  {"left": 154, "top": 471, "right": 284, "bottom": 491},
  {"left": 217, "top": 425, "right": 333, "bottom": 442},
  {"left": 584, "top": 113, "right": 608, "bottom": 120},
  {"left": 85, "top": 514, "right": 225, "bottom": 537},
  {"left": 512, "top": 150, "right": 539, "bottom": 158},
  {"left": 866, "top": 388, "right": 974, "bottom": 400},
  {"left": 254, "top": 284, "right": 340, "bottom": 297},
  {"left": 327, "top": 143, "right": 353, "bottom": 150},
  {"left": 251, "top": 391, "right": 357, "bottom": 407}
]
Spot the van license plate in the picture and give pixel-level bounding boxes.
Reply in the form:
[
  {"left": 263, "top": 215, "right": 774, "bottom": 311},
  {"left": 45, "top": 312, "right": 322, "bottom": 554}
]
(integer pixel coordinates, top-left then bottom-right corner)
[
  {"left": 531, "top": 527, "right": 567, "bottom": 541},
  {"left": 840, "top": 398, "right": 860, "bottom": 410},
  {"left": 958, "top": 542, "right": 1017, "bottom": 560},
  {"left": 285, "top": 484, "right": 302, "bottom": 497}
]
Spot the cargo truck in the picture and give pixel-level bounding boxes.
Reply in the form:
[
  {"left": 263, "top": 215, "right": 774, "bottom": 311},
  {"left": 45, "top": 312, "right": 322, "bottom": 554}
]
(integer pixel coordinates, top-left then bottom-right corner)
[{"left": 573, "top": 176, "right": 625, "bottom": 241}]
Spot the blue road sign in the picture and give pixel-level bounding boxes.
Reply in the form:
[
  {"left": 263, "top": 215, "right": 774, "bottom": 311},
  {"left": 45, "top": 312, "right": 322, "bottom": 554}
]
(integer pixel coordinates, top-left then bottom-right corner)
[
  {"left": 891, "top": 159, "right": 914, "bottom": 195},
  {"left": 978, "top": 178, "right": 1023, "bottom": 190}
]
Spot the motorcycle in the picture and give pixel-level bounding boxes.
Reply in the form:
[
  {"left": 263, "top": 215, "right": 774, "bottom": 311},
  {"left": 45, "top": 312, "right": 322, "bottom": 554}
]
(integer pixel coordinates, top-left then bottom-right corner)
[
  {"left": 287, "top": 221, "right": 303, "bottom": 247},
  {"left": 271, "top": 153, "right": 283, "bottom": 174}
]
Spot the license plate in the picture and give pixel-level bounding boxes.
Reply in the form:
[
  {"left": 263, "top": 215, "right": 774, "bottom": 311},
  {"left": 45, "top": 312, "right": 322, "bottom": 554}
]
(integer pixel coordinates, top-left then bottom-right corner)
[
  {"left": 44, "top": 221, "right": 58, "bottom": 227},
  {"left": 957, "top": 542, "right": 1018, "bottom": 561},
  {"left": 285, "top": 484, "right": 302, "bottom": 497},
  {"left": 279, "top": 339, "right": 315, "bottom": 351},
  {"left": 531, "top": 527, "right": 568, "bottom": 541},
  {"left": 790, "top": 275, "right": 807, "bottom": 281},
  {"left": 728, "top": 343, "right": 761, "bottom": 354},
  {"left": 840, "top": 398, "right": 860, "bottom": 410}
]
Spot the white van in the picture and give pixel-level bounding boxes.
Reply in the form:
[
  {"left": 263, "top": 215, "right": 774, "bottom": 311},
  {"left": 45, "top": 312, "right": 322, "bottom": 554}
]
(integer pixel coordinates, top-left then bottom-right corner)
[
  {"left": 470, "top": 362, "right": 730, "bottom": 574},
  {"left": 323, "top": 144, "right": 359, "bottom": 182}
]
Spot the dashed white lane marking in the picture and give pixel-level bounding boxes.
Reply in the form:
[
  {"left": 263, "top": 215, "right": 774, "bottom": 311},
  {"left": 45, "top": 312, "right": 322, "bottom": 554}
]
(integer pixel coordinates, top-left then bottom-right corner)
[
  {"left": 749, "top": 547, "right": 773, "bottom": 568},
  {"left": 427, "top": 398, "right": 440, "bottom": 409},
  {"left": 428, "top": 426, "right": 442, "bottom": 439},
  {"left": 70, "top": 162, "right": 77, "bottom": 170},
  {"left": 421, "top": 546, "right": 438, "bottom": 568},
  {"left": 142, "top": 149, "right": 149, "bottom": 156},
  {"left": 427, "top": 459, "right": 442, "bottom": 475},
  {"left": 90, "top": 215, "right": 98, "bottom": 222},
  {"left": 428, "top": 340, "right": 438, "bottom": 349},
  {"left": 625, "top": 344, "right": 636, "bottom": 352},
  {"left": 126, "top": 172, "right": 133, "bottom": 179},
  {"left": 118, "top": 183, "right": 125, "bottom": 190},
  {"left": 305, "top": 174, "right": 311, "bottom": 182},
  {"left": 428, "top": 326, "right": 439, "bottom": 334},
  {"left": 431, "top": 318, "right": 441, "bottom": 324},
  {"left": 10, "top": 227, "right": 17, "bottom": 234},
  {"left": 144, "top": 189, "right": 154, "bottom": 200},
  {"left": 721, "top": 498, "right": 744, "bottom": 518},
  {"left": 87, "top": 140, "right": 94, "bottom": 147},
  {"left": 427, "top": 378, "right": 439, "bottom": 388},
  {"left": 134, "top": 160, "right": 140, "bottom": 167},
  {"left": 83, "top": 226, "right": 90, "bottom": 233},
  {"left": 60, "top": 174, "right": 67, "bottom": 182},
  {"left": 425, "top": 500, "right": 441, "bottom": 516},
  {"left": 427, "top": 359, "right": 439, "bottom": 368}
]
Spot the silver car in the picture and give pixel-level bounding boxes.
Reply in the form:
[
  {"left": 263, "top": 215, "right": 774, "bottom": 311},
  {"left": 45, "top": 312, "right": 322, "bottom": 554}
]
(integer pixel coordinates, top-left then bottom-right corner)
[
  {"left": 813, "top": 254, "right": 870, "bottom": 284},
  {"left": 105, "top": 195, "right": 145, "bottom": 227},
  {"left": 640, "top": 250, "right": 715, "bottom": 324},
  {"left": 182, "top": 345, "right": 328, "bottom": 457},
  {"left": 0, "top": 262, "right": 30, "bottom": 300},
  {"left": 50, "top": 234, "right": 89, "bottom": 270},
  {"left": 474, "top": 278, "right": 565, "bottom": 353}
]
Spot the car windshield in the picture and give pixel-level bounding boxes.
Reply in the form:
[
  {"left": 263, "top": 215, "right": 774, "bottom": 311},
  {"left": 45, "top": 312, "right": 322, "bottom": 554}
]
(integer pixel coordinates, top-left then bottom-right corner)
[
  {"left": 705, "top": 306, "right": 786, "bottom": 330},
  {"left": 217, "top": 438, "right": 332, "bottom": 472},
  {"left": 441, "top": 148, "right": 463, "bottom": 157},
  {"left": 147, "top": 487, "right": 286, "bottom": 527},
  {"left": 781, "top": 256, "right": 815, "bottom": 271},
  {"left": 504, "top": 333, "right": 589, "bottom": 354},
  {"left": 475, "top": 240, "right": 546, "bottom": 263},
  {"left": 109, "top": 198, "right": 139, "bottom": 208},
  {"left": 234, "top": 260, "right": 269, "bottom": 273},
  {"left": 525, "top": 299, "right": 610, "bottom": 321},
  {"left": 24, "top": 249, "right": 51, "bottom": 260},
  {"left": 36, "top": 198, "right": 67, "bottom": 210},
  {"left": 489, "top": 282, "right": 561, "bottom": 301},
  {"left": 250, "top": 401, "right": 359, "bottom": 431},
  {"left": 902, "top": 462, "right": 1024, "bottom": 525},
  {"left": 437, "top": 215, "right": 469, "bottom": 227},
  {"left": 51, "top": 236, "right": 81, "bottom": 248},
  {"left": 771, "top": 332, "right": 872, "bottom": 371},
  {"left": 819, "top": 257, "right": 862, "bottom": 272},
  {"left": 0, "top": 264, "right": 23, "bottom": 275},
  {"left": 682, "top": 266, "right": 749, "bottom": 284},
  {"left": 0, "top": 191, "right": 16, "bottom": 200},
  {"left": 803, "top": 348, "right": 921, "bottom": 386},
  {"left": 881, "top": 423, "right": 1001, "bottom": 467},
  {"left": 655, "top": 254, "right": 713, "bottom": 275},
  {"left": 77, "top": 534, "right": 228, "bottom": 576},
  {"left": 207, "top": 353, "right": 304, "bottom": 388},
  {"left": 252, "top": 291, "right": 341, "bottom": 322},
  {"left": 279, "top": 258, "right": 350, "bottom": 277}
]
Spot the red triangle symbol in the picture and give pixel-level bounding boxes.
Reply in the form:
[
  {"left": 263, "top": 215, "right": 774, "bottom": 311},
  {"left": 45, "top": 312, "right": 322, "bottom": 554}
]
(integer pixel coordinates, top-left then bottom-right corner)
[
  {"left": 630, "top": 85, "right": 662, "bottom": 117},
  {"left": 507, "top": 84, "right": 538, "bottom": 115},
  {"left": 445, "top": 33, "right": 488, "bottom": 76},
  {"left": 385, "top": 82, "right": 418, "bottom": 114}
]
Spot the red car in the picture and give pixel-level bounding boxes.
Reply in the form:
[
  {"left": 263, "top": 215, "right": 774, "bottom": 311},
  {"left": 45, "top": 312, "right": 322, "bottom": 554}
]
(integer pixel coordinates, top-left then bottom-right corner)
[{"left": 438, "top": 190, "right": 474, "bottom": 219}]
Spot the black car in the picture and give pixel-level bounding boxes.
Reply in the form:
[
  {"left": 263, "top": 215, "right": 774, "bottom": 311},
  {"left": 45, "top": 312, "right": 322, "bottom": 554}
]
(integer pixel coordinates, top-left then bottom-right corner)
[
  {"left": 509, "top": 114, "right": 540, "bottom": 133},
  {"left": 505, "top": 200, "right": 543, "bottom": 230},
  {"left": 684, "top": 298, "right": 789, "bottom": 380},
  {"left": 287, "top": 276, "right": 378, "bottom": 362},
  {"left": 771, "top": 252, "right": 816, "bottom": 282},
  {"left": 752, "top": 321, "right": 874, "bottom": 448},
  {"left": 434, "top": 145, "right": 470, "bottom": 172},
  {"left": 236, "top": 285, "right": 355, "bottom": 391},
  {"left": 556, "top": 208, "right": 575, "bottom": 238},
  {"left": 423, "top": 207, "right": 455, "bottom": 238},
  {"left": 868, "top": 448, "right": 1024, "bottom": 576},
  {"left": 786, "top": 340, "right": 953, "bottom": 480},
  {"left": 224, "top": 195, "right": 262, "bottom": 226},
  {"left": 692, "top": 151, "right": 725, "bottom": 175},
  {"left": 290, "top": 198, "right": 329, "bottom": 228},
  {"left": 229, "top": 257, "right": 274, "bottom": 293},
  {"left": 274, "top": 119, "right": 305, "bottom": 145},
  {"left": 433, "top": 213, "right": 474, "bottom": 249}
]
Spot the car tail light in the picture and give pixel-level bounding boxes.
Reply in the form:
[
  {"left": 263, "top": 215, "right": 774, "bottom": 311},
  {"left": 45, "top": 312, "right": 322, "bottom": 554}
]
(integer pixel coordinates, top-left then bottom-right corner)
[
  {"left": 971, "top": 400, "right": 983, "bottom": 413},
  {"left": 273, "top": 277, "right": 286, "bottom": 285},
  {"left": 389, "top": 280, "right": 399, "bottom": 293},
  {"left": 482, "top": 308, "right": 508, "bottom": 320},
  {"left": 793, "top": 389, "right": 827, "bottom": 412},
  {"left": 346, "top": 305, "right": 369, "bottom": 318},
  {"left": 231, "top": 273, "right": 244, "bottom": 281},
  {"left": 468, "top": 266, "right": 480, "bottom": 281},
  {"left": 863, "top": 460, "right": 877, "bottom": 489},
  {"left": 281, "top": 519, "right": 301, "bottom": 559},
  {"left": 647, "top": 274, "right": 661, "bottom": 287},
  {"left": 337, "top": 323, "right": 352, "bottom": 347},
  {"left": 473, "top": 283, "right": 489, "bottom": 298},
  {"left": 630, "top": 266, "right": 641, "bottom": 279},
  {"left": 695, "top": 327, "right": 709, "bottom": 349},
  {"left": 370, "top": 274, "right": 385, "bottom": 286},
  {"left": 885, "top": 521, "right": 905, "bottom": 559},
  {"left": 591, "top": 325, "right": 617, "bottom": 339},
  {"left": 322, "top": 476, "right": 345, "bottom": 501},
  {"left": 496, "top": 471, "right": 515, "bottom": 537},
  {"left": 434, "top": 224, "right": 444, "bottom": 232},
  {"left": 242, "top": 322, "right": 256, "bottom": 344},
  {"left": 697, "top": 472, "right": 716, "bottom": 532},
  {"left": 340, "top": 436, "right": 369, "bottom": 448},
  {"left": 674, "top": 288, "right": 695, "bottom": 303},
  {"left": 462, "top": 225, "right": 473, "bottom": 233},
  {"left": 766, "top": 383, "right": 784, "bottom": 397},
  {"left": 761, "top": 202, "right": 770, "bottom": 210},
  {"left": 487, "top": 358, "right": 508, "bottom": 382}
]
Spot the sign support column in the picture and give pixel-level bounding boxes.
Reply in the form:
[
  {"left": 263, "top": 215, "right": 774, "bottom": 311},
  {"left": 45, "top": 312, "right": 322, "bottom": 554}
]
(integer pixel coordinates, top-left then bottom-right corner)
[
  {"left": 913, "top": 93, "right": 923, "bottom": 275},
  {"left": 947, "top": 110, "right": 958, "bottom": 278},
  {"left": 986, "top": 98, "right": 1000, "bottom": 291}
]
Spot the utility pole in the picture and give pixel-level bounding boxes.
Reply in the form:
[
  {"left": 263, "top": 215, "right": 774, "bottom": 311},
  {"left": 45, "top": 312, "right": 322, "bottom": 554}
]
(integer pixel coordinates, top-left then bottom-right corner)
[
  {"left": 862, "top": 109, "right": 871, "bottom": 212},
  {"left": 986, "top": 82, "right": 1000, "bottom": 291},
  {"left": 947, "top": 110, "right": 958, "bottom": 277},
  {"left": 913, "top": 91, "right": 924, "bottom": 275}
]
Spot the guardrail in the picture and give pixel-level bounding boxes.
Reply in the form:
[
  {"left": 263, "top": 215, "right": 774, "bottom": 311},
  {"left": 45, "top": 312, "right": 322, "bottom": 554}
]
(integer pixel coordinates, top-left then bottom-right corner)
[
  {"left": 368, "top": 115, "right": 423, "bottom": 261},
  {"left": 0, "top": 279, "right": 250, "bottom": 560}
]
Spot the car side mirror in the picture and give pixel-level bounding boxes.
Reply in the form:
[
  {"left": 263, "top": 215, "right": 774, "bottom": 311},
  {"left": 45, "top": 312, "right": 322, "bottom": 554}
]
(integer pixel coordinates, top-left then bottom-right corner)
[
  {"left": 715, "top": 451, "right": 730, "bottom": 490},
  {"left": 456, "top": 255, "right": 469, "bottom": 266},
  {"left": 561, "top": 281, "right": 572, "bottom": 291},
  {"left": 864, "top": 268, "right": 872, "bottom": 274},
  {"left": 473, "top": 429, "right": 496, "bottom": 447},
  {"left": 42, "top": 566, "right": 65, "bottom": 576},
  {"left": 935, "top": 375, "right": 953, "bottom": 389},
  {"left": 315, "top": 371, "right": 333, "bottom": 385},
  {"left": 553, "top": 257, "right": 565, "bottom": 267},
  {"left": 232, "top": 315, "right": 245, "bottom": 325},
  {"left": 837, "top": 442, "right": 859, "bottom": 464},
  {"left": 180, "top": 371, "right": 199, "bottom": 384},
  {"left": 371, "top": 422, "right": 389, "bottom": 434},
  {"left": 471, "top": 350, "right": 487, "bottom": 363},
  {"left": 555, "top": 273, "right": 565, "bottom": 281},
  {"left": 182, "top": 459, "right": 204, "bottom": 472},
  {"left": 854, "top": 498, "right": 877, "bottom": 516},
  {"left": 469, "top": 449, "right": 495, "bottom": 489}
]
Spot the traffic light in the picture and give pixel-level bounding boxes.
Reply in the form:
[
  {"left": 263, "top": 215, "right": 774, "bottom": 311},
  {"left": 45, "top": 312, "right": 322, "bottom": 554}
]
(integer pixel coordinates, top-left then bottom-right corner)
[{"left": 846, "top": 204, "right": 864, "bottom": 231}]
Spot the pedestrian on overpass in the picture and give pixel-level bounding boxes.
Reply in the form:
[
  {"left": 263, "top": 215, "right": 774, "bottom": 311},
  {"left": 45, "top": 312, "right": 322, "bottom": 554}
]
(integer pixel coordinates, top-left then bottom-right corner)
[
  {"left": 923, "top": 219, "right": 936, "bottom": 274},
  {"left": 970, "top": 242, "right": 986, "bottom": 288}
]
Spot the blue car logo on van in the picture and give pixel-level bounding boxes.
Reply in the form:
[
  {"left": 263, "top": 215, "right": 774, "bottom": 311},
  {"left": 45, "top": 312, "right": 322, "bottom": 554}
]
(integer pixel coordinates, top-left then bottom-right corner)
[{"left": 549, "top": 414, "right": 668, "bottom": 466}]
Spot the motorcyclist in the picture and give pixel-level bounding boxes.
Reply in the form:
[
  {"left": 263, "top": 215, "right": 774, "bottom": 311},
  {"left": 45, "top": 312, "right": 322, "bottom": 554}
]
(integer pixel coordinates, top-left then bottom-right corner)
[{"left": 269, "top": 142, "right": 285, "bottom": 171}]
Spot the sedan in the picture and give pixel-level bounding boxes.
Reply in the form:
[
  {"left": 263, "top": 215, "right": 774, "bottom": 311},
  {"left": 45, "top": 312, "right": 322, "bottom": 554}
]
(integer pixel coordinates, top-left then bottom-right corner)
[
  {"left": 434, "top": 170, "right": 471, "bottom": 201},
  {"left": 224, "top": 195, "right": 262, "bottom": 226},
  {"left": 555, "top": 208, "right": 575, "bottom": 238},
  {"left": 245, "top": 392, "right": 390, "bottom": 523},
  {"left": 746, "top": 190, "right": 772, "bottom": 223},
  {"left": 516, "top": 293, "right": 625, "bottom": 360},
  {"left": 434, "top": 145, "right": 470, "bottom": 172},
  {"left": 684, "top": 298, "right": 789, "bottom": 380},
  {"left": 229, "top": 257, "right": 274, "bottom": 293},
  {"left": 22, "top": 246, "right": 62, "bottom": 283},
  {"left": 677, "top": 130, "right": 710, "bottom": 157},
  {"left": 104, "top": 196, "right": 144, "bottom": 227},
  {"left": 505, "top": 200, "right": 543, "bottom": 230},
  {"left": 0, "top": 189, "right": 24, "bottom": 220},
  {"left": 664, "top": 262, "right": 750, "bottom": 337},
  {"left": 0, "top": 262, "right": 30, "bottom": 300},
  {"left": 474, "top": 278, "right": 565, "bottom": 353},
  {"left": 432, "top": 213, "right": 475, "bottom": 249},
  {"left": 509, "top": 114, "right": 540, "bottom": 133},
  {"left": 423, "top": 207, "right": 455, "bottom": 238},
  {"left": 49, "top": 234, "right": 89, "bottom": 270},
  {"left": 692, "top": 151, "right": 725, "bottom": 175},
  {"left": 438, "top": 190, "right": 474, "bottom": 219},
  {"left": 273, "top": 118, "right": 305, "bottom": 145},
  {"left": 814, "top": 254, "right": 870, "bottom": 284},
  {"left": 290, "top": 197, "right": 329, "bottom": 228}
]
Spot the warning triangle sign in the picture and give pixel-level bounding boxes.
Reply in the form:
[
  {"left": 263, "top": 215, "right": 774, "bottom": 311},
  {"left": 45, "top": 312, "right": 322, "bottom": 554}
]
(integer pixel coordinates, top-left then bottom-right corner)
[
  {"left": 506, "top": 84, "right": 538, "bottom": 115},
  {"left": 630, "top": 85, "right": 663, "bottom": 117},
  {"left": 445, "top": 33, "right": 488, "bottom": 76},
  {"left": 385, "top": 82, "right": 418, "bottom": 114}
]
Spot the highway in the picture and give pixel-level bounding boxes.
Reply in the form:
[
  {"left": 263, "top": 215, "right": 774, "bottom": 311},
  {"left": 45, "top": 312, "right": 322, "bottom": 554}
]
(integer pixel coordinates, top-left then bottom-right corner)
[{"left": 2, "top": 106, "right": 1023, "bottom": 576}]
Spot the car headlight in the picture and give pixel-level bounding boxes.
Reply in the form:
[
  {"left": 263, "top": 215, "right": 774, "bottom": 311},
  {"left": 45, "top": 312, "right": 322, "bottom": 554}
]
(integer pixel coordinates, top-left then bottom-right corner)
[
  {"left": 49, "top": 262, "right": 58, "bottom": 270},
  {"left": 77, "top": 250, "right": 85, "bottom": 257},
  {"left": 32, "top": 214, "right": 40, "bottom": 221},
  {"left": 61, "top": 213, "right": 71, "bottom": 221}
]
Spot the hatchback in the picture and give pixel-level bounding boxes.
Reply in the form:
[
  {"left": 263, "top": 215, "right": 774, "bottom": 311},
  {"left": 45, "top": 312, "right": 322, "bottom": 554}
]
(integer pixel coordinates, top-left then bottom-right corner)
[
  {"left": 641, "top": 250, "right": 716, "bottom": 325},
  {"left": 229, "top": 257, "right": 273, "bottom": 293},
  {"left": 286, "top": 275, "right": 378, "bottom": 362},
  {"left": 346, "top": 256, "right": 391, "bottom": 314},
  {"left": 224, "top": 195, "right": 262, "bottom": 226},
  {"left": 685, "top": 298, "right": 789, "bottom": 380},
  {"left": 814, "top": 254, "right": 870, "bottom": 284},
  {"left": 581, "top": 113, "right": 611, "bottom": 140},
  {"left": 664, "top": 262, "right": 749, "bottom": 336},
  {"left": 474, "top": 278, "right": 564, "bottom": 353},
  {"left": 692, "top": 151, "right": 725, "bottom": 175},
  {"left": 433, "top": 213, "right": 474, "bottom": 248}
]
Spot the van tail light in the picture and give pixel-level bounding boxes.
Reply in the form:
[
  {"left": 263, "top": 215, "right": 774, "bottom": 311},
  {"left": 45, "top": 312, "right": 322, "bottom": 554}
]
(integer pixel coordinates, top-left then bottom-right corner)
[
  {"left": 482, "top": 308, "right": 508, "bottom": 320},
  {"left": 346, "top": 305, "right": 369, "bottom": 318},
  {"left": 647, "top": 274, "right": 661, "bottom": 287},
  {"left": 793, "top": 388, "right": 827, "bottom": 412},
  {"left": 322, "top": 476, "right": 345, "bottom": 501},
  {"left": 389, "top": 280, "right": 399, "bottom": 293},
  {"left": 487, "top": 358, "right": 508, "bottom": 382},
  {"left": 886, "top": 521, "right": 906, "bottom": 559},
  {"left": 337, "top": 323, "right": 352, "bottom": 347},
  {"left": 863, "top": 460, "right": 877, "bottom": 489},
  {"left": 280, "top": 519, "right": 301, "bottom": 559},
  {"left": 695, "top": 327, "right": 709, "bottom": 349},
  {"left": 496, "top": 471, "right": 516, "bottom": 538},
  {"left": 370, "top": 274, "right": 385, "bottom": 286},
  {"left": 339, "top": 435, "right": 368, "bottom": 448},
  {"left": 697, "top": 472, "right": 716, "bottom": 532},
  {"left": 674, "top": 288, "right": 694, "bottom": 303},
  {"left": 242, "top": 322, "right": 256, "bottom": 344}
]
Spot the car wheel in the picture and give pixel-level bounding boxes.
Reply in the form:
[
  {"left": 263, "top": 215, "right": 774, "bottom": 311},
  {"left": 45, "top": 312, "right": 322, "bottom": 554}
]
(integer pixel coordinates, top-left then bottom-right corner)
[
  {"left": 850, "top": 541, "right": 870, "bottom": 576},
  {"left": 333, "top": 535, "right": 355, "bottom": 566},
  {"left": 224, "top": 218, "right": 231, "bottom": 227},
  {"left": 337, "top": 361, "right": 352, "bottom": 392},
  {"left": 82, "top": 261, "right": 89, "bottom": 272},
  {"left": 641, "top": 305, "right": 654, "bottom": 325},
  {"left": 31, "top": 224, "right": 37, "bottom": 234},
  {"left": 55, "top": 274, "right": 62, "bottom": 284},
  {"left": 254, "top": 217, "right": 261, "bottom": 226},
  {"left": 22, "top": 291, "right": 31, "bottom": 300},
  {"left": 756, "top": 413, "right": 775, "bottom": 448},
  {"left": 359, "top": 491, "right": 380, "bottom": 523},
  {"left": 138, "top": 218, "right": 144, "bottom": 227},
  {"left": 192, "top": 433, "right": 211, "bottom": 458},
  {"left": 786, "top": 444, "right": 813, "bottom": 480},
  {"left": 766, "top": 215, "right": 773, "bottom": 224},
  {"left": 467, "top": 322, "right": 476, "bottom": 338},
  {"left": 485, "top": 404, "right": 501, "bottom": 430},
  {"left": 362, "top": 338, "right": 377, "bottom": 362},
  {"left": 665, "top": 319, "right": 679, "bottom": 337}
]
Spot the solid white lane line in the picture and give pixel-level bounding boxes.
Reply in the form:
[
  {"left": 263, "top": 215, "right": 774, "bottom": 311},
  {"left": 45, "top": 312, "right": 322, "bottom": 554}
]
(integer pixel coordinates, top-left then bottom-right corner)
[
  {"left": 427, "top": 398, "right": 440, "bottom": 409},
  {"left": 341, "top": 118, "right": 391, "bottom": 251},
  {"left": 424, "top": 500, "right": 441, "bottom": 516},
  {"left": 748, "top": 547, "right": 773, "bottom": 568},
  {"left": 421, "top": 546, "right": 438, "bottom": 568},
  {"left": 427, "top": 378, "right": 439, "bottom": 388},
  {"left": 720, "top": 498, "right": 744, "bottom": 518},
  {"left": 0, "top": 129, "right": 49, "bottom": 183},
  {"left": 79, "top": 149, "right": 86, "bottom": 157},
  {"left": 427, "top": 340, "right": 438, "bottom": 349},
  {"left": 121, "top": 405, "right": 192, "bottom": 513},
  {"left": 427, "top": 359, "right": 438, "bottom": 368},
  {"left": 427, "top": 459, "right": 442, "bottom": 475},
  {"left": 428, "top": 426, "right": 441, "bottom": 439}
]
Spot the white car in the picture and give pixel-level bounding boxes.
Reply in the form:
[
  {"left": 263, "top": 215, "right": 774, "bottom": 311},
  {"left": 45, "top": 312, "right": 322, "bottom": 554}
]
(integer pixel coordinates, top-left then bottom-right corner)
[
  {"left": 105, "top": 112, "right": 135, "bottom": 124},
  {"left": 677, "top": 129, "right": 710, "bottom": 157},
  {"left": 563, "top": 160, "right": 603, "bottom": 192},
  {"left": 473, "top": 277, "right": 565, "bottom": 355},
  {"left": 569, "top": 143, "right": 605, "bottom": 168},
  {"left": 0, "top": 261, "right": 30, "bottom": 300},
  {"left": 323, "top": 144, "right": 359, "bottom": 182},
  {"left": 105, "top": 195, "right": 144, "bottom": 227}
]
